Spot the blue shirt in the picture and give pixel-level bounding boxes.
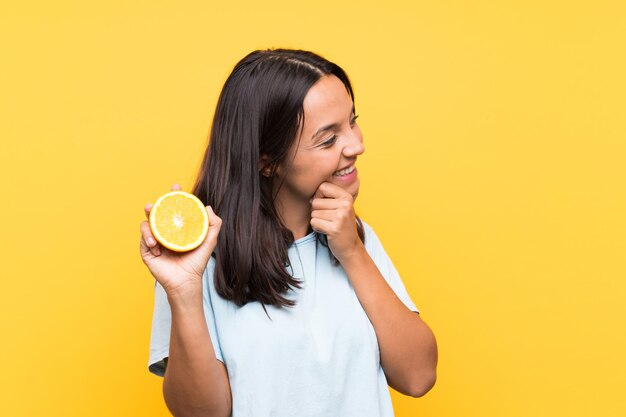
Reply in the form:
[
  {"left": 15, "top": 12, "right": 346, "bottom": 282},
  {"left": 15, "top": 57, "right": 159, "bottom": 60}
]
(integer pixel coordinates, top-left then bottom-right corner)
[{"left": 149, "top": 220, "right": 419, "bottom": 416}]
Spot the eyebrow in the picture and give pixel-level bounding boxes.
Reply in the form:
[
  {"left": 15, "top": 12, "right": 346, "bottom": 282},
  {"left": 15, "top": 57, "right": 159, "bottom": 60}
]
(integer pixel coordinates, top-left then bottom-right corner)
[{"left": 311, "top": 104, "right": 356, "bottom": 141}]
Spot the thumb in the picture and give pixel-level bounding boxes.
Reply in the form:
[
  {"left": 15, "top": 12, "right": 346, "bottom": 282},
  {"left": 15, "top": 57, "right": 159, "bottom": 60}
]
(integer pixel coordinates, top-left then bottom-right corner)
[{"left": 204, "top": 206, "right": 222, "bottom": 247}]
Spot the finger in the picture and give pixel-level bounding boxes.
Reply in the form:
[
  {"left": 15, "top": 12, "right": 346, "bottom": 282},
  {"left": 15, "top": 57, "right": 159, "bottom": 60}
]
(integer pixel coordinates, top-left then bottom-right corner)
[
  {"left": 139, "top": 234, "right": 155, "bottom": 258},
  {"left": 140, "top": 220, "right": 161, "bottom": 257},
  {"left": 311, "top": 209, "right": 337, "bottom": 222},
  {"left": 140, "top": 237, "right": 150, "bottom": 259},
  {"left": 310, "top": 217, "right": 335, "bottom": 235},
  {"left": 200, "top": 206, "right": 222, "bottom": 249},
  {"left": 205, "top": 206, "right": 221, "bottom": 228},
  {"left": 171, "top": 183, "right": 182, "bottom": 191},
  {"left": 313, "top": 182, "right": 352, "bottom": 200},
  {"left": 144, "top": 203, "right": 153, "bottom": 220},
  {"left": 311, "top": 198, "right": 348, "bottom": 211}
]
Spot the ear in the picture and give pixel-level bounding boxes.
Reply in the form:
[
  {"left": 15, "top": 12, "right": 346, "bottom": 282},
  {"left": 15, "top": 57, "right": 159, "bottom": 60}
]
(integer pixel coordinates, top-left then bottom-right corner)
[{"left": 259, "top": 154, "right": 273, "bottom": 178}]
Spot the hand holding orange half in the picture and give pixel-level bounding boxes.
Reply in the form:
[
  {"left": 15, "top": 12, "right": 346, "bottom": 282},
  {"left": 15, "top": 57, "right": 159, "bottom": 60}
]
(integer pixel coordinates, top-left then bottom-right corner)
[{"left": 139, "top": 184, "right": 222, "bottom": 298}]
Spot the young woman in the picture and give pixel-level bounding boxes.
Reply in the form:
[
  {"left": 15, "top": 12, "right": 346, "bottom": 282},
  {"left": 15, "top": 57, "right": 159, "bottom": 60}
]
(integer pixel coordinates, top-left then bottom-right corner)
[{"left": 140, "top": 49, "right": 438, "bottom": 417}]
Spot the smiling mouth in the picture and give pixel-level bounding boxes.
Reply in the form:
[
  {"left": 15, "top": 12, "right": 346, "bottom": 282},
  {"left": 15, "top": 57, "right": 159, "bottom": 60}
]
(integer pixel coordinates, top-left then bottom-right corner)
[{"left": 333, "top": 165, "right": 355, "bottom": 177}]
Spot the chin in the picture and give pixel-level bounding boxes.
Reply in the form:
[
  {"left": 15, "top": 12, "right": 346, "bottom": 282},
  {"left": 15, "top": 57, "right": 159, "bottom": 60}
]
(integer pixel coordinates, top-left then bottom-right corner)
[{"left": 349, "top": 179, "right": 361, "bottom": 200}]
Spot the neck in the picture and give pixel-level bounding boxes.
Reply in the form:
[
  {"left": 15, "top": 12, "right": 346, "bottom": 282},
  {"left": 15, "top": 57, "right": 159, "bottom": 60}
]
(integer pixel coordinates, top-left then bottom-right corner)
[{"left": 274, "top": 198, "right": 312, "bottom": 240}]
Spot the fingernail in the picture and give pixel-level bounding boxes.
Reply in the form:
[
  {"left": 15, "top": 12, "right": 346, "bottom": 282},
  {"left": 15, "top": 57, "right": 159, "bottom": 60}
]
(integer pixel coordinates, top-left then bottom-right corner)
[{"left": 148, "top": 237, "right": 155, "bottom": 246}]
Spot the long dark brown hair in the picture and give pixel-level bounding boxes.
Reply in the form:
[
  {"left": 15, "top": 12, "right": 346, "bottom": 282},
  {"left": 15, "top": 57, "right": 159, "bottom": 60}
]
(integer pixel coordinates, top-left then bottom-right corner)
[{"left": 193, "top": 49, "right": 364, "bottom": 311}]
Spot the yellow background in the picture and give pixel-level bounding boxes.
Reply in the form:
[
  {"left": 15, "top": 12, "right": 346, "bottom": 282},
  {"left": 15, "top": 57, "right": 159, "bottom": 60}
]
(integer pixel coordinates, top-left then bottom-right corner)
[{"left": 1, "top": 1, "right": 625, "bottom": 416}]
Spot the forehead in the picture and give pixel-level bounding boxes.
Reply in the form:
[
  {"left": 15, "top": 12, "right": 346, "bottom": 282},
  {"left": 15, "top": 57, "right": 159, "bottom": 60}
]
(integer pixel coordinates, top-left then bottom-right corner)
[{"left": 301, "top": 75, "right": 353, "bottom": 132}]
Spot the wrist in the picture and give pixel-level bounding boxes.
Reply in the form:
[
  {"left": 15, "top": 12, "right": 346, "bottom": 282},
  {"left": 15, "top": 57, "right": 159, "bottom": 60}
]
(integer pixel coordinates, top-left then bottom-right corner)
[
  {"left": 166, "top": 281, "right": 203, "bottom": 308},
  {"left": 336, "top": 241, "right": 368, "bottom": 266}
]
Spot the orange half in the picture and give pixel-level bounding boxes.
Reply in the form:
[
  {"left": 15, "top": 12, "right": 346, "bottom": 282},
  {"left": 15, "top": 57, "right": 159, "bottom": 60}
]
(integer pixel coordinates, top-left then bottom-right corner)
[{"left": 149, "top": 191, "right": 209, "bottom": 252}]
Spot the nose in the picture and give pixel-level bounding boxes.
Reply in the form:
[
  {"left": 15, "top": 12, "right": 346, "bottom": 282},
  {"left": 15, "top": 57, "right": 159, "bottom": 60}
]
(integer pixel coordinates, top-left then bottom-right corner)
[{"left": 343, "top": 128, "right": 365, "bottom": 158}]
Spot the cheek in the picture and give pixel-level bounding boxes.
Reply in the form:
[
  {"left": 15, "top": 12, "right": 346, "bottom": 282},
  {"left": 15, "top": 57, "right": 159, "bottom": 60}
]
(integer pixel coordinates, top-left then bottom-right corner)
[
  {"left": 290, "top": 153, "right": 343, "bottom": 192},
  {"left": 299, "top": 156, "right": 336, "bottom": 178},
  {"left": 290, "top": 162, "right": 326, "bottom": 191}
]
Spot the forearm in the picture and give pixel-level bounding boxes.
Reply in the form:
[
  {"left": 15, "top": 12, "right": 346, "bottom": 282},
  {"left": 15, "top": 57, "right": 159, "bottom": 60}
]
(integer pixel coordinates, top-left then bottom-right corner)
[
  {"left": 341, "top": 246, "right": 438, "bottom": 397},
  {"left": 163, "top": 289, "right": 230, "bottom": 417}
]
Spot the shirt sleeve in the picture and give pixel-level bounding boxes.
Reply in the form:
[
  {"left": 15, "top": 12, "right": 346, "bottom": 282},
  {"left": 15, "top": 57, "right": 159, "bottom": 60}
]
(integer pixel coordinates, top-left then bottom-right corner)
[
  {"left": 361, "top": 220, "right": 420, "bottom": 314},
  {"left": 148, "top": 258, "right": 224, "bottom": 377}
]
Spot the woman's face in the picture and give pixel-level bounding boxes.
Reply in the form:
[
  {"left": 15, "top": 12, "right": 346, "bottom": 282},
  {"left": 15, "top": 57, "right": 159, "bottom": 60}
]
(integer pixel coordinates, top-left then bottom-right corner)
[{"left": 273, "top": 74, "right": 365, "bottom": 214}]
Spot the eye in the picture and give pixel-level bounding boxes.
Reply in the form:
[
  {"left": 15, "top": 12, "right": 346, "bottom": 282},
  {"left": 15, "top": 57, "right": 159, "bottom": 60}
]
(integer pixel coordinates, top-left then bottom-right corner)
[
  {"left": 350, "top": 114, "right": 360, "bottom": 126},
  {"left": 321, "top": 135, "right": 337, "bottom": 147}
]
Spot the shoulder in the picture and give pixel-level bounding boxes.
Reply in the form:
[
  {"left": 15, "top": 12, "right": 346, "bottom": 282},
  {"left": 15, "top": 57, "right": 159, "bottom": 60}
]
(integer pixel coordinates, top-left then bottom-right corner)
[
  {"left": 359, "top": 218, "right": 375, "bottom": 237},
  {"left": 359, "top": 219, "right": 384, "bottom": 254}
]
